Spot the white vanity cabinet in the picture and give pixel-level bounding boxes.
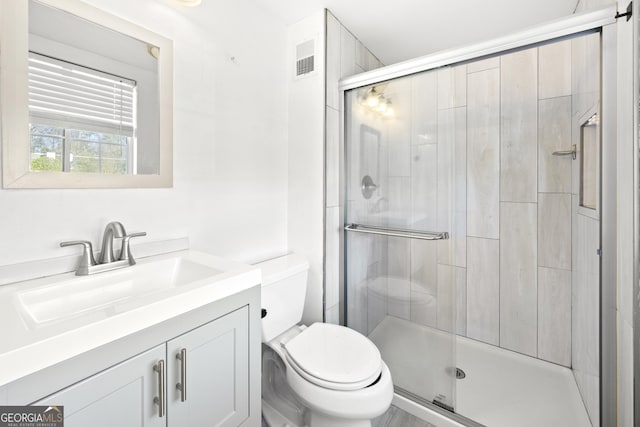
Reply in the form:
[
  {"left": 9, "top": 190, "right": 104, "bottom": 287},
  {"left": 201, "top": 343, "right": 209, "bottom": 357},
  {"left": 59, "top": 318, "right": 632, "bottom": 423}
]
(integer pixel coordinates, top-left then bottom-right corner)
[
  {"left": 35, "top": 345, "right": 166, "bottom": 427},
  {"left": 31, "top": 306, "right": 252, "bottom": 427},
  {"left": 167, "top": 307, "right": 249, "bottom": 426}
]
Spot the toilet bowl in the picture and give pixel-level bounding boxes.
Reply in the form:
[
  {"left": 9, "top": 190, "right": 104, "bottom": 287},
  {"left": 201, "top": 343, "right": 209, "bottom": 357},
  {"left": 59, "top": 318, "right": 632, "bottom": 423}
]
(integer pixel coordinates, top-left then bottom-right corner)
[{"left": 257, "top": 254, "right": 393, "bottom": 427}]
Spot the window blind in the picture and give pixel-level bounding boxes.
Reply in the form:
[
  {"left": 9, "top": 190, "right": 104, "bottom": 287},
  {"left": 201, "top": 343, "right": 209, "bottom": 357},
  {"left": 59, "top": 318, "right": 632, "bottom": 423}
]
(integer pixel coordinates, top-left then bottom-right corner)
[{"left": 28, "top": 52, "right": 137, "bottom": 136}]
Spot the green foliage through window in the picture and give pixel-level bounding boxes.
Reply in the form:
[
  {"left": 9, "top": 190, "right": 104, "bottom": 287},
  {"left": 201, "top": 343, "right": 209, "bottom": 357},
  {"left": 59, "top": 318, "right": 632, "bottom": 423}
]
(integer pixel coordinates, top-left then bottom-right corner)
[{"left": 29, "top": 123, "right": 131, "bottom": 174}]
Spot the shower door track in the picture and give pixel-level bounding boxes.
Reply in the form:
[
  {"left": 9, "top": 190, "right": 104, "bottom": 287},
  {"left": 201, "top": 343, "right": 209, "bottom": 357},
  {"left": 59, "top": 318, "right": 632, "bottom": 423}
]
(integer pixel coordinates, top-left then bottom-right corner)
[
  {"left": 339, "top": 5, "right": 616, "bottom": 92},
  {"left": 395, "top": 387, "right": 486, "bottom": 427}
]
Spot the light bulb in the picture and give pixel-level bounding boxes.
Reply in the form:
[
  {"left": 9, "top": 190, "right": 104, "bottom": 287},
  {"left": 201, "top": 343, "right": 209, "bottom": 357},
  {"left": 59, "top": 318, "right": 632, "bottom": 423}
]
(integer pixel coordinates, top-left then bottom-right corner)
[
  {"left": 376, "top": 96, "right": 387, "bottom": 112},
  {"left": 366, "top": 88, "right": 379, "bottom": 108},
  {"left": 384, "top": 101, "right": 394, "bottom": 117}
]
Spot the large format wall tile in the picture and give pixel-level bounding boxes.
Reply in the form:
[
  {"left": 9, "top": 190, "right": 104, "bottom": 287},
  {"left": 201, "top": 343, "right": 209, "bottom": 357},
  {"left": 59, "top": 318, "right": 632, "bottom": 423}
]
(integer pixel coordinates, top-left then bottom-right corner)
[
  {"left": 437, "top": 65, "right": 467, "bottom": 109},
  {"left": 367, "top": 270, "right": 387, "bottom": 334},
  {"left": 467, "top": 57, "right": 500, "bottom": 73},
  {"left": 572, "top": 213, "right": 600, "bottom": 424},
  {"left": 346, "top": 232, "right": 371, "bottom": 335},
  {"left": 538, "top": 97, "right": 572, "bottom": 193},
  {"left": 572, "top": 33, "right": 600, "bottom": 120},
  {"left": 340, "top": 25, "right": 356, "bottom": 78},
  {"left": 411, "top": 144, "right": 437, "bottom": 230},
  {"left": 326, "top": 107, "right": 340, "bottom": 207},
  {"left": 453, "top": 107, "right": 468, "bottom": 268},
  {"left": 456, "top": 267, "right": 467, "bottom": 336},
  {"left": 500, "top": 202, "right": 537, "bottom": 356},
  {"left": 437, "top": 264, "right": 455, "bottom": 332},
  {"left": 326, "top": 12, "right": 341, "bottom": 110},
  {"left": 538, "top": 266, "right": 571, "bottom": 366},
  {"left": 387, "top": 238, "right": 410, "bottom": 320},
  {"left": 412, "top": 71, "right": 438, "bottom": 146},
  {"left": 538, "top": 193, "right": 572, "bottom": 270},
  {"left": 388, "top": 177, "right": 411, "bottom": 221},
  {"left": 539, "top": 40, "right": 571, "bottom": 99},
  {"left": 467, "top": 237, "right": 500, "bottom": 345},
  {"left": 411, "top": 239, "right": 437, "bottom": 296},
  {"left": 410, "top": 290, "right": 437, "bottom": 328},
  {"left": 500, "top": 49, "right": 538, "bottom": 203},
  {"left": 437, "top": 108, "right": 467, "bottom": 267},
  {"left": 467, "top": 69, "right": 500, "bottom": 239},
  {"left": 325, "top": 206, "right": 340, "bottom": 309}
]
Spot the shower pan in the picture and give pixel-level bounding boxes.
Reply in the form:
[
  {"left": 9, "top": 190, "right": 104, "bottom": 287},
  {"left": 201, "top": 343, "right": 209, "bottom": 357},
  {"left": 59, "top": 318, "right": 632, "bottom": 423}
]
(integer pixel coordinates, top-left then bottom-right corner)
[{"left": 340, "top": 6, "right": 618, "bottom": 427}]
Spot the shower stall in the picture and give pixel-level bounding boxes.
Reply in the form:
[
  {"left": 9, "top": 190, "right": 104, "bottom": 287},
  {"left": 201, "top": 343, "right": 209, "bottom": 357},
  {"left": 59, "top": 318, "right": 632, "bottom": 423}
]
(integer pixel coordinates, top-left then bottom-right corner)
[{"left": 339, "top": 7, "right": 617, "bottom": 427}]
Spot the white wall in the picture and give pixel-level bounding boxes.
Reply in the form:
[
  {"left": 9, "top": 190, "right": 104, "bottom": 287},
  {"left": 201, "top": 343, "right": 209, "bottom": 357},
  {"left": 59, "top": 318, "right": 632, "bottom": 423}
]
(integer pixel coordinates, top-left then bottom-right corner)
[
  {"left": 286, "top": 11, "right": 326, "bottom": 324},
  {"left": 0, "top": 0, "right": 289, "bottom": 267}
]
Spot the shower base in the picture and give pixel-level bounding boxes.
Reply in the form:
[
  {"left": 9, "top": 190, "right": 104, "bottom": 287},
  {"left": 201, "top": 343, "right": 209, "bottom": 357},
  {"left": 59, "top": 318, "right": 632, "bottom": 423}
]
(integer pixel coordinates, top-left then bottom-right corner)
[{"left": 369, "top": 316, "right": 591, "bottom": 427}]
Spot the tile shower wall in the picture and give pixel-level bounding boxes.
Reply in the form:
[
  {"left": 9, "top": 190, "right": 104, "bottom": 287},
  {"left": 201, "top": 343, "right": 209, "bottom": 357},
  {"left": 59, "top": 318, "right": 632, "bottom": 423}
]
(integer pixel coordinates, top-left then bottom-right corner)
[
  {"left": 324, "top": 10, "right": 383, "bottom": 324},
  {"left": 380, "top": 43, "right": 579, "bottom": 365},
  {"left": 344, "top": 34, "right": 601, "bottom": 404}
]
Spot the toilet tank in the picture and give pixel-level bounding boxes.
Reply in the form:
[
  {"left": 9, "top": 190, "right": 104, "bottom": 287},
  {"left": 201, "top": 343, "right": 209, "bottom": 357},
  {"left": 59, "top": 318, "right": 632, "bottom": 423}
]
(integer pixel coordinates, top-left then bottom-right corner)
[{"left": 256, "top": 253, "right": 309, "bottom": 342}]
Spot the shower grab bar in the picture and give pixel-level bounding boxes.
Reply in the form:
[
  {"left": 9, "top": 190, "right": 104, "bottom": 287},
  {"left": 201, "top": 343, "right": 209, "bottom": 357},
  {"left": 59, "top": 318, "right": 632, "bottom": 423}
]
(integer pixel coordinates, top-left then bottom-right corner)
[{"left": 344, "top": 223, "right": 449, "bottom": 240}]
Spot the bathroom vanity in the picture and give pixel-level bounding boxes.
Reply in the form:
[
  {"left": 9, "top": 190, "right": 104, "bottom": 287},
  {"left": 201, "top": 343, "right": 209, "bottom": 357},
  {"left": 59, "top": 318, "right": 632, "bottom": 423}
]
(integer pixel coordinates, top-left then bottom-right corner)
[{"left": 0, "top": 250, "right": 262, "bottom": 426}]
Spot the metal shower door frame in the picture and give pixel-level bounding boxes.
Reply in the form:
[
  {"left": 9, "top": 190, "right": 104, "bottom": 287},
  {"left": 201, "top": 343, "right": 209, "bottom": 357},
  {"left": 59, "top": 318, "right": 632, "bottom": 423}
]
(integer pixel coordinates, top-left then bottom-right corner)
[{"left": 338, "top": 5, "right": 619, "bottom": 426}]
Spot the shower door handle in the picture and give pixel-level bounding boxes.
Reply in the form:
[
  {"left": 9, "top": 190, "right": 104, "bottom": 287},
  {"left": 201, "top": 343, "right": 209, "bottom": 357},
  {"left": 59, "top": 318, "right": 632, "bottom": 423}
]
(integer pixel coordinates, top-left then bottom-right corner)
[
  {"left": 552, "top": 144, "right": 576, "bottom": 160},
  {"left": 345, "top": 223, "right": 449, "bottom": 240}
]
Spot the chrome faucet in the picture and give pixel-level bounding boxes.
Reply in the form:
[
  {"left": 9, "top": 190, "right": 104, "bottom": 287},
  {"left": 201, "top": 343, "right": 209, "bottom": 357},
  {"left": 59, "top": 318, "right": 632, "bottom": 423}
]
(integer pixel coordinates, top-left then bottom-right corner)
[
  {"left": 99, "top": 222, "right": 126, "bottom": 264},
  {"left": 60, "top": 222, "right": 146, "bottom": 276}
]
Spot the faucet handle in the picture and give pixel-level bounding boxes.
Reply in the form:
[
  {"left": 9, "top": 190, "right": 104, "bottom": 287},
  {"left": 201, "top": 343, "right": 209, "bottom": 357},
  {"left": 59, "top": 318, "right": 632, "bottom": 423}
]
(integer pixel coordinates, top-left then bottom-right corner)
[
  {"left": 119, "top": 232, "right": 147, "bottom": 265},
  {"left": 60, "top": 240, "right": 97, "bottom": 275}
]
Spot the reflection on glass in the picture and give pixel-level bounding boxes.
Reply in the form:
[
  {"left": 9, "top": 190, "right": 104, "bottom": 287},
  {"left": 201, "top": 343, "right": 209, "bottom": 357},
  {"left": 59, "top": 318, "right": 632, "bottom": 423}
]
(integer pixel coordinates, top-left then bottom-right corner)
[{"left": 580, "top": 113, "right": 599, "bottom": 209}]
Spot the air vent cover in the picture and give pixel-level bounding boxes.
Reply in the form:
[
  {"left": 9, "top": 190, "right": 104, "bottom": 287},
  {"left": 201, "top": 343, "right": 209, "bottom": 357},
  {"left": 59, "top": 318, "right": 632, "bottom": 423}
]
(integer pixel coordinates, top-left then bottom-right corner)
[{"left": 295, "top": 39, "right": 315, "bottom": 77}]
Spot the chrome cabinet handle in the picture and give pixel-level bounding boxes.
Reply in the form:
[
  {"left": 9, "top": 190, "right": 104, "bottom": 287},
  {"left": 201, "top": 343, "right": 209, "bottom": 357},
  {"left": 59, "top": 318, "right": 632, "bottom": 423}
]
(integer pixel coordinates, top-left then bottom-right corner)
[
  {"left": 176, "top": 348, "right": 187, "bottom": 402},
  {"left": 153, "top": 360, "right": 165, "bottom": 418},
  {"left": 552, "top": 144, "right": 577, "bottom": 160}
]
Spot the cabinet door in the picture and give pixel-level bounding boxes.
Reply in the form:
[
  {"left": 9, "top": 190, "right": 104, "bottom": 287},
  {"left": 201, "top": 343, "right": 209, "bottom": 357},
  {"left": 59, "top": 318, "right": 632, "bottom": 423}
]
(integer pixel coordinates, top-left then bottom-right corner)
[
  {"left": 35, "top": 345, "right": 166, "bottom": 427},
  {"left": 167, "top": 306, "right": 249, "bottom": 427}
]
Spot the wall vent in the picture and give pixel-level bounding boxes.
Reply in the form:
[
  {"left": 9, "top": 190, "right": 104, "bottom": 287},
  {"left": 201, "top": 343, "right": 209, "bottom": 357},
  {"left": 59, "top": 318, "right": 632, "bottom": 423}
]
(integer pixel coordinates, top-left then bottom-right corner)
[{"left": 295, "top": 39, "right": 315, "bottom": 77}]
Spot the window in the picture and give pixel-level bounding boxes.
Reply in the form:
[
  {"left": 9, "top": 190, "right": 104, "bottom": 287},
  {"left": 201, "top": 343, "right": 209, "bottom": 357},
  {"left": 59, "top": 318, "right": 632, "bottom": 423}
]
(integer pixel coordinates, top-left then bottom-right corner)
[{"left": 28, "top": 52, "right": 137, "bottom": 174}]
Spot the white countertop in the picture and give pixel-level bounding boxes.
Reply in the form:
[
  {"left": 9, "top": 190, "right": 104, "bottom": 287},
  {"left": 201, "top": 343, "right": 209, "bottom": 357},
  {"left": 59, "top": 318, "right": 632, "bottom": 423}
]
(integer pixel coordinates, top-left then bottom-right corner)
[{"left": 0, "top": 250, "right": 261, "bottom": 387}]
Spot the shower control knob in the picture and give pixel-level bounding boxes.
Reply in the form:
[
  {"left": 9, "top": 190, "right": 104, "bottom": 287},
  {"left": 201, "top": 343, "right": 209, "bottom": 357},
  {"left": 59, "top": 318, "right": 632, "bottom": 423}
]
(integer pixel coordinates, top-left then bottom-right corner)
[{"left": 261, "top": 308, "right": 267, "bottom": 319}]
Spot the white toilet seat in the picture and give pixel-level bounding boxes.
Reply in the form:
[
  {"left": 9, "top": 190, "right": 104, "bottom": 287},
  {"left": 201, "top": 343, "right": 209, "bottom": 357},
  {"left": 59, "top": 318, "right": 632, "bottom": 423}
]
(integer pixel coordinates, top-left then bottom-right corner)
[{"left": 282, "top": 323, "right": 382, "bottom": 391}]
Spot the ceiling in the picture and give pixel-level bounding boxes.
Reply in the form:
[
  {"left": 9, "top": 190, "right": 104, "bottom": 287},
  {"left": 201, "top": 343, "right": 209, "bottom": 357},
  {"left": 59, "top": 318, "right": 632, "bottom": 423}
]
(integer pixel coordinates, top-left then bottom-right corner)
[{"left": 254, "top": 0, "right": 580, "bottom": 65}]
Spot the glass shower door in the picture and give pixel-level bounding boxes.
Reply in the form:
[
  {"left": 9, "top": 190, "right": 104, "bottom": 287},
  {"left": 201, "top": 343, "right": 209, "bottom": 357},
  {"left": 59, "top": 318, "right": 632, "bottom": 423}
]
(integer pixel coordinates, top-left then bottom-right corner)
[{"left": 344, "top": 65, "right": 462, "bottom": 411}]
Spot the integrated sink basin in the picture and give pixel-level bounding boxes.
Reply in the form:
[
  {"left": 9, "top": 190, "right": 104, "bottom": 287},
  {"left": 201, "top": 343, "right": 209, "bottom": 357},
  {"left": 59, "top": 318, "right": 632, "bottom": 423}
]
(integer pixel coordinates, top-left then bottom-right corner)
[
  {"left": 17, "top": 253, "right": 226, "bottom": 325},
  {"left": 0, "top": 246, "right": 262, "bottom": 390}
]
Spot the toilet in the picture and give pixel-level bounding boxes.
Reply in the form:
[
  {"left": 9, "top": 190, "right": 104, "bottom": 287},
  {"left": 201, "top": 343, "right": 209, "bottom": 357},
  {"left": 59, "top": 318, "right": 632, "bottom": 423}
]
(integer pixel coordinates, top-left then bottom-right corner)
[{"left": 257, "top": 253, "right": 393, "bottom": 427}]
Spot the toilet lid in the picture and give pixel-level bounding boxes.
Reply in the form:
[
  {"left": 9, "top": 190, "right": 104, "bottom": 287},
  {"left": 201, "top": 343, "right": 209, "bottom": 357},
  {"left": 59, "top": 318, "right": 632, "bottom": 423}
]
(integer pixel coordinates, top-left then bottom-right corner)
[{"left": 283, "top": 323, "right": 382, "bottom": 391}]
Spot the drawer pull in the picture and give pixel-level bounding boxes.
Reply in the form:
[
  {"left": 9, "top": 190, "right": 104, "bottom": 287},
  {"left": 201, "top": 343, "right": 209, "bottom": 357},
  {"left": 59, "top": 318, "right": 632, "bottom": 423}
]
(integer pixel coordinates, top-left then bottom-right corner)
[
  {"left": 153, "top": 360, "right": 166, "bottom": 417},
  {"left": 176, "top": 348, "right": 187, "bottom": 402}
]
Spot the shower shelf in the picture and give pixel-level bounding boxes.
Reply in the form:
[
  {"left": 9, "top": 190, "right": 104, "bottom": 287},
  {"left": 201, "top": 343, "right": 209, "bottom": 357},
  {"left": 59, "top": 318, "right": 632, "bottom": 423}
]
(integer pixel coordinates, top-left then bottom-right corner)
[{"left": 344, "top": 223, "right": 449, "bottom": 241}]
